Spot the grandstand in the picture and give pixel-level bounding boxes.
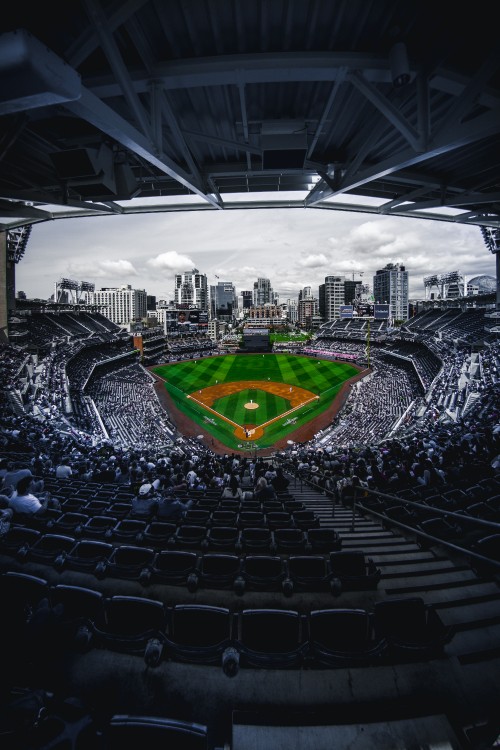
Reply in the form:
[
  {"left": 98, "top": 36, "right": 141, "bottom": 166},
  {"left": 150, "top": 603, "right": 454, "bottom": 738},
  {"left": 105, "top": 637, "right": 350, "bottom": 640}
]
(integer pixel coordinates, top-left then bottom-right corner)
[{"left": 1, "top": 304, "right": 500, "bottom": 749}]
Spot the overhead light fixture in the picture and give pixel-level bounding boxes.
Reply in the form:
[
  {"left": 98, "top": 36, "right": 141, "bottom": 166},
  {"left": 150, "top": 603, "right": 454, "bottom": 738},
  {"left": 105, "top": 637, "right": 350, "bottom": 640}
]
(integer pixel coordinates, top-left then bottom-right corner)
[{"left": 261, "top": 120, "right": 307, "bottom": 169}]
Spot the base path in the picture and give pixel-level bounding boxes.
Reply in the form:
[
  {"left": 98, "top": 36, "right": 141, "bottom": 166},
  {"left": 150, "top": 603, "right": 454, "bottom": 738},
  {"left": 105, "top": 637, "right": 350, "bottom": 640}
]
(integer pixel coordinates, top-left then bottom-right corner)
[
  {"left": 187, "top": 380, "right": 318, "bottom": 441},
  {"left": 149, "top": 360, "right": 370, "bottom": 457}
]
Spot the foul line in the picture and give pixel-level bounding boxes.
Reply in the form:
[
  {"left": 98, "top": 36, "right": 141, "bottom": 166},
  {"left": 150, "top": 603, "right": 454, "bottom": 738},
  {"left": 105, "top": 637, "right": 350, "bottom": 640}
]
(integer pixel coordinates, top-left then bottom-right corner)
[{"left": 187, "top": 393, "right": 319, "bottom": 435}]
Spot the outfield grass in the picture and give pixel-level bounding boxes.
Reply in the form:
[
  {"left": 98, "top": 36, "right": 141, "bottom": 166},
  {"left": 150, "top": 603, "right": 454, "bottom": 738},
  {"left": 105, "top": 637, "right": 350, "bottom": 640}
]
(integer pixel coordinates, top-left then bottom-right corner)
[{"left": 152, "top": 354, "right": 359, "bottom": 451}]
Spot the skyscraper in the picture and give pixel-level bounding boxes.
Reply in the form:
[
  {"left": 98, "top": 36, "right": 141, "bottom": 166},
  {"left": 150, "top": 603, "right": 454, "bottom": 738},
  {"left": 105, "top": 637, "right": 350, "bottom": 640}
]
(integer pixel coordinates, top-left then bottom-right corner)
[
  {"left": 211, "top": 280, "right": 236, "bottom": 321},
  {"left": 322, "top": 275, "right": 345, "bottom": 320},
  {"left": 174, "top": 268, "right": 208, "bottom": 311},
  {"left": 253, "top": 277, "right": 273, "bottom": 305},
  {"left": 373, "top": 263, "right": 409, "bottom": 321}
]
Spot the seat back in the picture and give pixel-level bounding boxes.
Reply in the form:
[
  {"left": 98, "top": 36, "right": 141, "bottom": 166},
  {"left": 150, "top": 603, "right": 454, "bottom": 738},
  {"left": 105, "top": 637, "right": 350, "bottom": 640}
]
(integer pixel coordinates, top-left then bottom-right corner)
[{"left": 106, "top": 715, "right": 208, "bottom": 750}]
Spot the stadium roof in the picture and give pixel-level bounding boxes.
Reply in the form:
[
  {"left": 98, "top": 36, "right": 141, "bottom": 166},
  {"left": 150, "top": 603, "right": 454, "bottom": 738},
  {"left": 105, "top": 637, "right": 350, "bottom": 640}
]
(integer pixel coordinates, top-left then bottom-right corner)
[{"left": 0, "top": 1, "right": 499, "bottom": 235}]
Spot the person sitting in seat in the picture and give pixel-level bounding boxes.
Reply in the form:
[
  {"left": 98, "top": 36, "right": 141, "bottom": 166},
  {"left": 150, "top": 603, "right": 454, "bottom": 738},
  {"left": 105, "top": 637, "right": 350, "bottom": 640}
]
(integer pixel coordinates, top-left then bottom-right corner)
[
  {"left": 156, "top": 491, "right": 193, "bottom": 522},
  {"left": 221, "top": 474, "right": 243, "bottom": 500},
  {"left": 131, "top": 482, "right": 160, "bottom": 518},
  {"left": 8, "top": 475, "right": 58, "bottom": 515},
  {"left": 253, "top": 476, "right": 277, "bottom": 502}
]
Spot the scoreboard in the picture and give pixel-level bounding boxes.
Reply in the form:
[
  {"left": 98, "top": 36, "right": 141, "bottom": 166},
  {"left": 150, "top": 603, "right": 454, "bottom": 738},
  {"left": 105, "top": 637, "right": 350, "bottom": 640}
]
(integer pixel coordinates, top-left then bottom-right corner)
[{"left": 339, "top": 304, "right": 390, "bottom": 319}]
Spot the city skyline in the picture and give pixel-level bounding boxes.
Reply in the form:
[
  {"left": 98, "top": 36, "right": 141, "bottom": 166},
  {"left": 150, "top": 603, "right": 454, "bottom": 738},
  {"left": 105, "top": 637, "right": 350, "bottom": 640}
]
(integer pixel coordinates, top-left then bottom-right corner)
[{"left": 15, "top": 202, "right": 495, "bottom": 304}]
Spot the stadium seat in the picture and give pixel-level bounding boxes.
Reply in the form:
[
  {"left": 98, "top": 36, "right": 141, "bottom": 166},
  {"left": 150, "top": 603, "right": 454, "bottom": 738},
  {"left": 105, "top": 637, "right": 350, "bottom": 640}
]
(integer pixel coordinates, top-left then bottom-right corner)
[
  {"left": 235, "top": 609, "right": 307, "bottom": 668},
  {"left": 104, "top": 715, "right": 208, "bottom": 750},
  {"left": 273, "top": 527, "right": 307, "bottom": 553},
  {"left": 329, "top": 550, "right": 381, "bottom": 590},
  {"left": 198, "top": 553, "right": 242, "bottom": 590},
  {"left": 292, "top": 510, "right": 320, "bottom": 530},
  {"left": 306, "top": 527, "right": 342, "bottom": 553},
  {"left": 142, "top": 521, "right": 177, "bottom": 548},
  {"left": 107, "top": 502, "right": 133, "bottom": 519},
  {"left": 50, "top": 583, "right": 104, "bottom": 651},
  {"left": 94, "top": 595, "right": 166, "bottom": 662},
  {"left": 111, "top": 518, "right": 147, "bottom": 543},
  {"left": 63, "top": 539, "right": 114, "bottom": 576},
  {"left": 0, "top": 525, "right": 41, "bottom": 557},
  {"left": 164, "top": 604, "right": 233, "bottom": 665},
  {"left": 81, "top": 515, "right": 117, "bottom": 539},
  {"left": 238, "top": 511, "right": 266, "bottom": 528},
  {"left": 373, "top": 597, "right": 454, "bottom": 660},
  {"left": 182, "top": 508, "right": 211, "bottom": 526},
  {"left": 105, "top": 545, "right": 156, "bottom": 583},
  {"left": 150, "top": 550, "right": 200, "bottom": 590},
  {"left": 285, "top": 555, "right": 340, "bottom": 595},
  {"left": 240, "top": 554, "right": 286, "bottom": 591},
  {"left": 50, "top": 512, "right": 88, "bottom": 536},
  {"left": 239, "top": 527, "right": 274, "bottom": 554},
  {"left": 210, "top": 510, "right": 238, "bottom": 527},
  {"left": 308, "top": 608, "right": 387, "bottom": 666},
  {"left": 26, "top": 533, "right": 76, "bottom": 568},
  {"left": 205, "top": 525, "right": 241, "bottom": 552},
  {"left": 266, "top": 511, "right": 293, "bottom": 529},
  {"left": 82, "top": 500, "right": 110, "bottom": 516},
  {"left": 173, "top": 525, "right": 208, "bottom": 549}
]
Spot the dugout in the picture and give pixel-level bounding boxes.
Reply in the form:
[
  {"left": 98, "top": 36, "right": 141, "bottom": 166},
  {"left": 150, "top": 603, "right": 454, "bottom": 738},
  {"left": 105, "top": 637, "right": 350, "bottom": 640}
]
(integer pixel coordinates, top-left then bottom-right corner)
[{"left": 242, "top": 328, "right": 271, "bottom": 352}]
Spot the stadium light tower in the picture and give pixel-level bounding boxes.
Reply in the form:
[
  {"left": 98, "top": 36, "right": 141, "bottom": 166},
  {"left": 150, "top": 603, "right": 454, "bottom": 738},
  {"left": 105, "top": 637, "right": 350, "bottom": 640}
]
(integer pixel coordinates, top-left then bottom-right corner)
[{"left": 481, "top": 227, "right": 500, "bottom": 310}]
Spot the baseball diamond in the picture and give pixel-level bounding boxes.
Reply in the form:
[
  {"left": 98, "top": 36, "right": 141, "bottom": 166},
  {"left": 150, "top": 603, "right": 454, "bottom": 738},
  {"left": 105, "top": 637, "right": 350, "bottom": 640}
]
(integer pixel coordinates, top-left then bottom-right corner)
[{"left": 151, "top": 353, "right": 365, "bottom": 453}]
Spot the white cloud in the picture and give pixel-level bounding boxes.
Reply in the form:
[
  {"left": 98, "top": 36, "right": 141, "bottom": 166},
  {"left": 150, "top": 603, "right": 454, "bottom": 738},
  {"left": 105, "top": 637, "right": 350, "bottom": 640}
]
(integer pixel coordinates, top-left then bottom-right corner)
[
  {"left": 147, "top": 251, "right": 195, "bottom": 270},
  {"left": 298, "top": 253, "right": 329, "bottom": 268},
  {"left": 15, "top": 207, "right": 495, "bottom": 302}
]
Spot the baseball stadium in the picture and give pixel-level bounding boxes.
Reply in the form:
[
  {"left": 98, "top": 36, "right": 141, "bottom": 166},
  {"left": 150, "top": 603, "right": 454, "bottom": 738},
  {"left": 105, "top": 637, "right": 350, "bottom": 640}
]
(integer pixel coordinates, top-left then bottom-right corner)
[{"left": 1, "top": 3, "right": 500, "bottom": 750}]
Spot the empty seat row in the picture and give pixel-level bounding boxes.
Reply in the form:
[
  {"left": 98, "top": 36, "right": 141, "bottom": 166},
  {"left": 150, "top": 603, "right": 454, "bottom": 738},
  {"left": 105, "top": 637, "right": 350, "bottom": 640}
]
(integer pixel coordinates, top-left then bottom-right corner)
[
  {"left": 5, "top": 531, "right": 377, "bottom": 591},
  {"left": 0, "top": 524, "right": 342, "bottom": 562},
  {"left": 0, "top": 572, "right": 453, "bottom": 673}
]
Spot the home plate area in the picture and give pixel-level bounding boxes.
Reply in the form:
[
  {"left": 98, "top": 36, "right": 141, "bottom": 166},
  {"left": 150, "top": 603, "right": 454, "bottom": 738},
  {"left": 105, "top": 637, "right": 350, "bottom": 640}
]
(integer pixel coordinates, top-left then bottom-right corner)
[{"left": 188, "top": 380, "right": 319, "bottom": 441}]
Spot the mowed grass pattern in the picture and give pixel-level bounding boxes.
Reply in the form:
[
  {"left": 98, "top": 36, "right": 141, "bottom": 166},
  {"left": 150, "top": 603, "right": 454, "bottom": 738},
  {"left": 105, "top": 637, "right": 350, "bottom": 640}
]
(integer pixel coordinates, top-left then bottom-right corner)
[
  {"left": 215, "top": 389, "right": 291, "bottom": 426},
  {"left": 152, "top": 354, "right": 359, "bottom": 450}
]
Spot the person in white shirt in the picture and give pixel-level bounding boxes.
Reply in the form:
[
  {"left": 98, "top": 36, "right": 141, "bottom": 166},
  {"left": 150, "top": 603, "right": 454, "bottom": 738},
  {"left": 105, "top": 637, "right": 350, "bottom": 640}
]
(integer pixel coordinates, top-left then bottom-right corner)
[{"left": 8, "top": 475, "right": 50, "bottom": 515}]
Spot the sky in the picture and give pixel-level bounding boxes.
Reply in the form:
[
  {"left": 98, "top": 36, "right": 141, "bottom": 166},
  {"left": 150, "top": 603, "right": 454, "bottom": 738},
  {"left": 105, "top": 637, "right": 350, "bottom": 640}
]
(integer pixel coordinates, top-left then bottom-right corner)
[{"left": 15, "top": 196, "right": 495, "bottom": 304}]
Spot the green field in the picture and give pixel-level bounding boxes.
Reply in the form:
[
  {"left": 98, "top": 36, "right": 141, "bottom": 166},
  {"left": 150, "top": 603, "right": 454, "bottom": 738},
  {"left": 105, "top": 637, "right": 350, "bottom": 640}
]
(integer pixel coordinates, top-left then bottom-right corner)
[{"left": 152, "top": 354, "right": 359, "bottom": 451}]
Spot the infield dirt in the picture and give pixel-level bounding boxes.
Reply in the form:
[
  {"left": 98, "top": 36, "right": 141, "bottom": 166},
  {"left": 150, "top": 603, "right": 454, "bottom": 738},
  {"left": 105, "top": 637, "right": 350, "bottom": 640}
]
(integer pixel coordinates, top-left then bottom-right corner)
[{"left": 151, "top": 359, "right": 369, "bottom": 456}]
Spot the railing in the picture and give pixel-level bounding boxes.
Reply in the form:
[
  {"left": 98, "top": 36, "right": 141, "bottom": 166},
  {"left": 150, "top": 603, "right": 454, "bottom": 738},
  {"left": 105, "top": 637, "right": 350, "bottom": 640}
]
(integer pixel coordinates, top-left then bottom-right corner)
[{"left": 277, "top": 460, "right": 500, "bottom": 572}]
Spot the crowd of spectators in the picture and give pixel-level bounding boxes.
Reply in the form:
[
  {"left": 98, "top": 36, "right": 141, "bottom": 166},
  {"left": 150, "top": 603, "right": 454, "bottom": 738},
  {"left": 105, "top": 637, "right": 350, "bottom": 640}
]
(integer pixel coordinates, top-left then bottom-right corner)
[{"left": 1, "top": 308, "right": 499, "bottom": 527}]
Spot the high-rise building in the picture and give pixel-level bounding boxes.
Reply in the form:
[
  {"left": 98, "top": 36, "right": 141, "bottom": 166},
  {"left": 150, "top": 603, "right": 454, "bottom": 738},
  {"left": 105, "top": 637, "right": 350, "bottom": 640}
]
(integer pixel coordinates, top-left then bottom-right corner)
[
  {"left": 298, "top": 297, "right": 318, "bottom": 328},
  {"left": 373, "top": 263, "right": 409, "bottom": 321},
  {"left": 322, "top": 275, "right": 345, "bottom": 320},
  {"left": 286, "top": 298, "right": 298, "bottom": 324},
  {"left": 211, "top": 281, "right": 236, "bottom": 321},
  {"left": 91, "top": 285, "right": 147, "bottom": 325},
  {"left": 253, "top": 277, "right": 273, "bottom": 305},
  {"left": 241, "top": 291, "right": 253, "bottom": 309},
  {"left": 174, "top": 268, "right": 208, "bottom": 311}
]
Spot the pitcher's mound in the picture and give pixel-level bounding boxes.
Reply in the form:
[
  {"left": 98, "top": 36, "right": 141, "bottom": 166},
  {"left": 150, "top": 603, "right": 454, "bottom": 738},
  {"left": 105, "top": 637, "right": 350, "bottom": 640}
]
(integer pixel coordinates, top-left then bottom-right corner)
[{"left": 245, "top": 402, "right": 259, "bottom": 410}]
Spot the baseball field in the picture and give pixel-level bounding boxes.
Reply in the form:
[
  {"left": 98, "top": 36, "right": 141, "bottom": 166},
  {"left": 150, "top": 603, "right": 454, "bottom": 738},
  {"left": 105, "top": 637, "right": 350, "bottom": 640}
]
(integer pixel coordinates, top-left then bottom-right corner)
[{"left": 152, "top": 353, "right": 360, "bottom": 452}]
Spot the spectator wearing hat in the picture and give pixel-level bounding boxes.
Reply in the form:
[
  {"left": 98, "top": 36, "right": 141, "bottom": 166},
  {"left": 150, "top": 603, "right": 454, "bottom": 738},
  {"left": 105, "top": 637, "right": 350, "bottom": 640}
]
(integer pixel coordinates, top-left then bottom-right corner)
[{"left": 131, "top": 482, "right": 160, "bottom": 519}]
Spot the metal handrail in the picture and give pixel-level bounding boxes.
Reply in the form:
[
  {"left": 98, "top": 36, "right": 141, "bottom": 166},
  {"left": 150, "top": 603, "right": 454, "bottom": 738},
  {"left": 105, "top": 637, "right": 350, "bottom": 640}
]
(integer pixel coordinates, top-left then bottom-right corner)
[{"left": 278, "top": 460, "right": 500, "bottom": 571}]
